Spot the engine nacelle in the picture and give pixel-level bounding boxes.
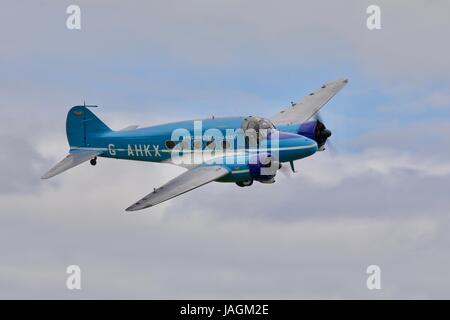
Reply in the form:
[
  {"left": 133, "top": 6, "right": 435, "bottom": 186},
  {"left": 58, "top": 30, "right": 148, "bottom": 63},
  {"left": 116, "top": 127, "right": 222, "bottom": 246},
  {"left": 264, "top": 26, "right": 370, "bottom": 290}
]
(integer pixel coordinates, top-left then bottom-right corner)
[
  {"left": 248, "top": 153, "right": 280, "bottom": 183},
  {"left": 297, "top": 120, "right": 331, "bottom": 148}
]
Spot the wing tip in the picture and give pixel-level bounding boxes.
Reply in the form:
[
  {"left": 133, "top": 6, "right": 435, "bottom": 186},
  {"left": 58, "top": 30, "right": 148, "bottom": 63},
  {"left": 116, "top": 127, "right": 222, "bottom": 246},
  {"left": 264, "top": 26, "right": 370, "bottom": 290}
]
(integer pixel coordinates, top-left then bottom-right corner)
[
  {"left": 125, "top": 205, "right": 139, "bottom": 212},
  {"left": 41, "top": 171, "right": 56, "bottom": 179},
  {"left": 41, "top": 173, "right": 50, "bottom": 179},
  {"left": 125, "top": 204, "right": 152, "bottom": 212},
  {"left": 326, "top": 78, "right": 349, "bottom": 86}
]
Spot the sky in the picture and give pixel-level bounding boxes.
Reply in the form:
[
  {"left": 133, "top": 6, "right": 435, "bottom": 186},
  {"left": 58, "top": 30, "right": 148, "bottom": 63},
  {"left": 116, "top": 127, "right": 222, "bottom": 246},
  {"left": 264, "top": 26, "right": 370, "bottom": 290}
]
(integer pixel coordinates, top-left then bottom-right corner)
[{"left": 1, "top": 0, "right": 450, "bottom": 299}]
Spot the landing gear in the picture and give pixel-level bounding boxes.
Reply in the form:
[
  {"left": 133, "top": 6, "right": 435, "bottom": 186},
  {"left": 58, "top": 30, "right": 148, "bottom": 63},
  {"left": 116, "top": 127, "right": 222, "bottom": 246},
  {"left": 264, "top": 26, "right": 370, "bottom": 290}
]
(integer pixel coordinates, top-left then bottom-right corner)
[
  {"left": 236, "top": 180, "right": 253, "bottom": 187},
  {"left": 90, "top": 157, "right": 97, "bottom": 166}
]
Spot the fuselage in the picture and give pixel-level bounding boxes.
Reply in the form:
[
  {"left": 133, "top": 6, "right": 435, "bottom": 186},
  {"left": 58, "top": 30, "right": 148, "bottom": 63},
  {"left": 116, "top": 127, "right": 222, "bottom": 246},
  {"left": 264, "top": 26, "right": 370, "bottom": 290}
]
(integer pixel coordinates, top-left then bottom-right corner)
[{"left": 70, "top": 116, "right": 318, "bottom": 183}]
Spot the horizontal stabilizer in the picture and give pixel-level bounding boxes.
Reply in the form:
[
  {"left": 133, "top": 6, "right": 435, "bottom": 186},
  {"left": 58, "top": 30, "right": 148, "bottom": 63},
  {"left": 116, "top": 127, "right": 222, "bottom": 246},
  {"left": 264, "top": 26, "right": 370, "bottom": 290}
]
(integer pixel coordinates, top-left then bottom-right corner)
[
  {"left": 119, "top": 125, "right": 139, "bottom": 131},
  {"left": 41, "top": 150, "right": 100, "bottom": 179}
]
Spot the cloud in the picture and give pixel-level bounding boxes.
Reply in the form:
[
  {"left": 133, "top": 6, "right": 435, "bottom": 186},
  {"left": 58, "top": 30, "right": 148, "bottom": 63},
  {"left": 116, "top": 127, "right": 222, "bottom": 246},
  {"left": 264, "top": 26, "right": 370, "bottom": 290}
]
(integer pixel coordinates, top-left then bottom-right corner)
[
  {"left": 1, "top": 131, "right": 449, "bottom": 298},
  {"left": 3, "top": 1, "right": 450, "bottom": 81},
  {"left": 0, "top": 135, "right": 48, "bottom": 194},
  {"left": 1, "top": 0, "right": 450, "bottom": 299}
]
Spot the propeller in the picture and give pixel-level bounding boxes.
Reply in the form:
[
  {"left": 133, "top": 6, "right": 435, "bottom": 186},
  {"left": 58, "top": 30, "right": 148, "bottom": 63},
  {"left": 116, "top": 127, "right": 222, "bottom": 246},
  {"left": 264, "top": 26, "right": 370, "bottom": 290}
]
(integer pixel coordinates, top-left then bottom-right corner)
[
  {"left": 279, "top": 111, "right": 336, "bottom": 179},
  {"left": 313, "top": 112, "right": 336, "bottom": 156}
]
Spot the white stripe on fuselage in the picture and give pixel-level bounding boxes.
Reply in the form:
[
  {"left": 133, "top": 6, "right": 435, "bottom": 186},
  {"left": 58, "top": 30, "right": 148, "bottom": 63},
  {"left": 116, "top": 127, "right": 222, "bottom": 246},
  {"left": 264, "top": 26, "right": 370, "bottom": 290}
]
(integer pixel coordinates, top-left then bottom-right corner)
[
  {"left": 231, "top": 169, "right": 250, "bottom": 174},
  {"left": 70, "top": 143, "right": 317, "bottom": 153}
]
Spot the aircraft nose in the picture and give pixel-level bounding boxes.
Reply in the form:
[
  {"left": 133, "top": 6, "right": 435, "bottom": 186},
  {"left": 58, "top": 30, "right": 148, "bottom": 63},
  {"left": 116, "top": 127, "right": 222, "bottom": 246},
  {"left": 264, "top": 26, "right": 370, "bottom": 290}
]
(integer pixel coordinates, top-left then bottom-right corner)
[{"left": 302, "top": 136, "right": 318, "bottom": 156}]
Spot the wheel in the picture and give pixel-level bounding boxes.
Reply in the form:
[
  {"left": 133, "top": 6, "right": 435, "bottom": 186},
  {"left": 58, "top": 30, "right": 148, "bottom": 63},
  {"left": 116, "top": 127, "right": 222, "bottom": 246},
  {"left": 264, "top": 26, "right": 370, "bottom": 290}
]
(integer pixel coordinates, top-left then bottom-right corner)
[
  {"left": 245, "top": 180, "right": 254, "bottom": 187},
  {"left": 236, "top": 180, "right": 253, "bottom": 187},
  {"left": 90, "top": 157, "right": 97, "bottom": 166}
]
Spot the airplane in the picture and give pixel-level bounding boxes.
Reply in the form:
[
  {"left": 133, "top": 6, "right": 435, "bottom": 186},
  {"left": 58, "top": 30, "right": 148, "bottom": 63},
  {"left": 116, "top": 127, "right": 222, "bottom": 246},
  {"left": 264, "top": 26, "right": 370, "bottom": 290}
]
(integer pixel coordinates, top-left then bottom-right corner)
[{"left": 42, "top": 79, "right": 348, "bottom": 211}]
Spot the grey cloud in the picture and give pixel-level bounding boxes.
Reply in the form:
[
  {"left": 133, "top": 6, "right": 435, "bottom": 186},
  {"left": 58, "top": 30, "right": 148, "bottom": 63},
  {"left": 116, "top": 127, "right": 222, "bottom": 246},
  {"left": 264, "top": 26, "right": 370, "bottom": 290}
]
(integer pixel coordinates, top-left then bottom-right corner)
[
  {"left": 166, "top": 149, "right": 450, "bottom": 221},
  {"left": 352, "top": 120, "right": 450, "bottom": 156},
  {"left": 2, "top": 0, "right": 450, "bottom": 299},
  {"left": 0, "top": 133, "right": 450, "bottom": 298},
  {"left": 0, "top": 135, "right": 48, "bottom": 194},
  {"left": 2, "top": 1, "right": 450, "bottom": 83}
]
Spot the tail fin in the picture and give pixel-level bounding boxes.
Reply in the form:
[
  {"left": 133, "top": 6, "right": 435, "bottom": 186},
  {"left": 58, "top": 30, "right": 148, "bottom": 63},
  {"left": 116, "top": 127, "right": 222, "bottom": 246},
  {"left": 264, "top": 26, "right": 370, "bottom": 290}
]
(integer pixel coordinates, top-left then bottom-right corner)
[{"left": 66, "top": 106, "right": 111, "bottom": 148}]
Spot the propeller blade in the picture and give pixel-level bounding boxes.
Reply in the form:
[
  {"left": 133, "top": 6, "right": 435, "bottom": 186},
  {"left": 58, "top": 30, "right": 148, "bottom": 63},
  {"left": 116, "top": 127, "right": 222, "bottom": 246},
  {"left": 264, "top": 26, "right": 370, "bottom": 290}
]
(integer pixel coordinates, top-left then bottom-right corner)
[
  {"left": 279, "top": 165, "right": 292, "bottom": 178},
  {"left": 314, "top": 111, "right": 337, "bottom": 157},
  {"left": 279, "top": 161, "right": 297, "bottom": 178},
  {"left": 326, "top": 140, "right": 337, "bottom": 157},
  {"left": 313, "top": 111, "right": 324, "bottom": 123}
]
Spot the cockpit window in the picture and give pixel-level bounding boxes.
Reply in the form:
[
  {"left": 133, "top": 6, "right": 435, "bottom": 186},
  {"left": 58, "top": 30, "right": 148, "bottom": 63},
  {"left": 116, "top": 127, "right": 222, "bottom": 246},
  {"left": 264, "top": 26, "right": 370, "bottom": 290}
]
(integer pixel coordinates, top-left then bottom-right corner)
[
  {"left": 241, "top": 116, "right": 276, "bottom": 147},
  {"left": 165, "top": 140, "right": 176, "bottom": 149},
  {"left": 259, "top": 119, "right": 274, "bottom": 130},
  {"left": 241, "top": 116, "right": 275, "bottom": 132}
]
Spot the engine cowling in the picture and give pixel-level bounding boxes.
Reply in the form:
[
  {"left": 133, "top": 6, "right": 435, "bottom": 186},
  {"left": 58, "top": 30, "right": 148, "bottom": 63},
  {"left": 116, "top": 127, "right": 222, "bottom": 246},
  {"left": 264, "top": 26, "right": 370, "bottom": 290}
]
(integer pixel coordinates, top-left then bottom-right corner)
[
  {"left": 248, "top": 153, "right": 280, "bottom": 183},
  {"left": 297, "top": 120, "right": 331, "bottom": 148}
]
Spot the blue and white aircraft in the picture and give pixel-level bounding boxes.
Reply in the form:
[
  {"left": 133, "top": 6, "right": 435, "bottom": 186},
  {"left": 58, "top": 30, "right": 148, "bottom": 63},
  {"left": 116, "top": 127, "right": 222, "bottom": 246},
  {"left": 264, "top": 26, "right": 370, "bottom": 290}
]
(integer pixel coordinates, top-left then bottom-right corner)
[{"left": 42, "top": 79, "right": 348, "bottom": 211}]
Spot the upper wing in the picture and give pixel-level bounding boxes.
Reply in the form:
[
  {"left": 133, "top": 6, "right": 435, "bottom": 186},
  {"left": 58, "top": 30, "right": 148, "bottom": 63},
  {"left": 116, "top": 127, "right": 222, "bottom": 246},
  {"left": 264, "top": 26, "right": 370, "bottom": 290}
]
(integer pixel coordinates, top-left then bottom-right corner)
[
  {"left": 125, "top": 165, "right": 229, "bottom": 211},
  {"left": 41, "top": 150, "right": 100, "bottom": 179},
  {"left": 271, "top": 79, "right": 348, "bottom": 125}
]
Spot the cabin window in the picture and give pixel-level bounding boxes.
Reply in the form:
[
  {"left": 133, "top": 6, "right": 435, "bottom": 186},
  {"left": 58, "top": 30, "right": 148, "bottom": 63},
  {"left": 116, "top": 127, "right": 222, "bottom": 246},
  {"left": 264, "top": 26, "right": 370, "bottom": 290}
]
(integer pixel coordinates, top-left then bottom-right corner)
[
  {"left": 222, "top": 140, "right": 230, "bottom": 149},
  {"left": 192, "top": 140, "right": 202, "bottom": 149},
  {"left": 206, "top": 139, "right": 216, "bottom": 149},
  {"left": 180, "top": 139, "right": 190, "bottom": 150},
  {"left": 165, "top": 140, "right": 176, "bottom": 149}
]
